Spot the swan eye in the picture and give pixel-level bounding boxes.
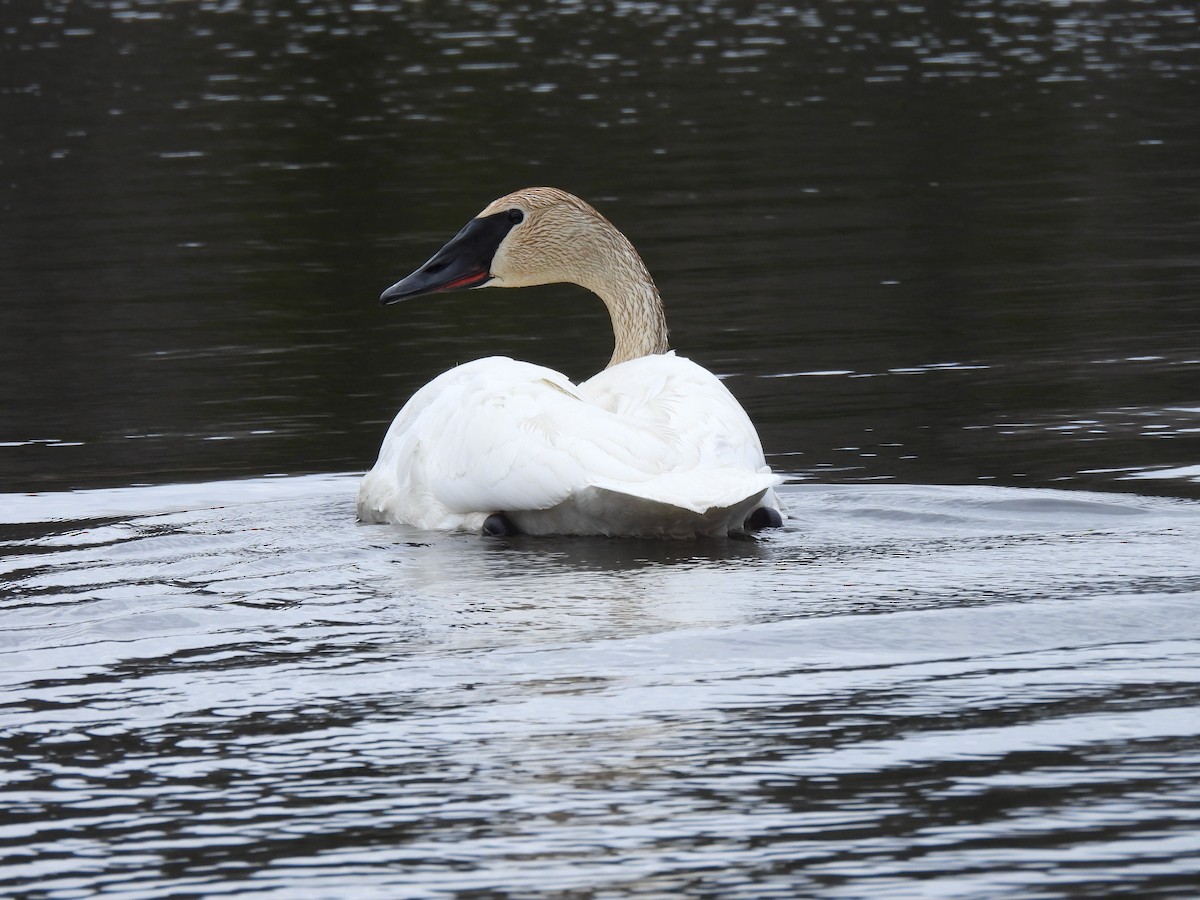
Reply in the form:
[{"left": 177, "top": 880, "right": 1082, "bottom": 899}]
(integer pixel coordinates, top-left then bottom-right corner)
[{"left": 507, "top": 208, "right": 524, "bottom": 224}]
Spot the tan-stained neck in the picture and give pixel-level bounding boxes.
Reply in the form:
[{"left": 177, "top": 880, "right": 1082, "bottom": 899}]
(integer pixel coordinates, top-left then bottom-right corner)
[{"left": 577, "top": 233, "right": 670, "bottom": 368}]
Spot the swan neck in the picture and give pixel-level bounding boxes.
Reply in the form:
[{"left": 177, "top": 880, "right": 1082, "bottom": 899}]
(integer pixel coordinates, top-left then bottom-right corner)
[
  {"left": 585, "top": 237, "right": 670, "bottom": 369},
  {"left": 600, "top": 280, "right": 669, "bottom": 367}
]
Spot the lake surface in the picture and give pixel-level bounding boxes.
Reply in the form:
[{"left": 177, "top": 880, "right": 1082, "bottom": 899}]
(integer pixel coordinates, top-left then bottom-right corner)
[
  {"left": 2, "top": 1, "right": 1200, "bottom": 897},
  {"left": 3, "top": 479, "right": 1200, "bottom": 897}
]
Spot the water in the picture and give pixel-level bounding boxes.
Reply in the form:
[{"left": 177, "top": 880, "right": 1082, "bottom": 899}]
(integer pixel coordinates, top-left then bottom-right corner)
[
  {"left": 3, "top": 0, "right": 1198, "bottom": 496},
  {"left": 3, "top": 479, "right": 1200, "bottom": 897},
  {"left": 3, "top": 1, "right": 1200, "bottom": 896}
]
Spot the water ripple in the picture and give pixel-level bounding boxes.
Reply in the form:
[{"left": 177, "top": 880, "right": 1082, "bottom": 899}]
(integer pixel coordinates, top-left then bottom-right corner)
[{"left": 2, "top": 478, "right": 1199, "bottom": 896}]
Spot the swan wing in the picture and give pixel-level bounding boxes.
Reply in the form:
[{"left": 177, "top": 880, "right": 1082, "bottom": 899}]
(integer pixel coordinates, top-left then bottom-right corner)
[{"left": 359, "top": 357, "right": 676, "bottom": 529}]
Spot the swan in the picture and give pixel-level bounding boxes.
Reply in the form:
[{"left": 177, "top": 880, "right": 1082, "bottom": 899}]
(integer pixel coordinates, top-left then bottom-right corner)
[{"left": 357, "top": 187, "right": 783, "bottom": 538}]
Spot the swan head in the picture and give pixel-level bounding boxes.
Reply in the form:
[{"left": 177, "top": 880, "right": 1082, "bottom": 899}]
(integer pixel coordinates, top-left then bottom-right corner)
[
  {"left": 379, "top": 187, "right": 636, "bottom": 304},
  {"left": 379, "top": 187, "right": 669, "bottom": 365}
]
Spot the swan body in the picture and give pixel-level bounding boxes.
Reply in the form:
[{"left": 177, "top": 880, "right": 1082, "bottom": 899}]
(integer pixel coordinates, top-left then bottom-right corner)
[{"left": 358, "top": 187, "right": 782, "bottom": 537}]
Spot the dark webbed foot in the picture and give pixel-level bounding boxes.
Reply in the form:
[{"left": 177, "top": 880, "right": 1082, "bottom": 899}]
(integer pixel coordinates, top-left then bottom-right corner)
[
  {"left": 482, "top": 513, "right": 519, "bottom": 537},
  {"left": 744, "top": 506, "right": 783, "bottom": 531}
]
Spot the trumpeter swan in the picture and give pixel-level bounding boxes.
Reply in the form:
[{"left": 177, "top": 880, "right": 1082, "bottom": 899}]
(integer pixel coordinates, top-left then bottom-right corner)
[{"left": 357, "top": 187, "right": 782, "bottom": 538}]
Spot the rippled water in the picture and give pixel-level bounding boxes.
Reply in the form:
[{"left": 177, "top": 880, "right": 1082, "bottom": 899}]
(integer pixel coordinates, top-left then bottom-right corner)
[
  {"left": 4, "top": 478, "right": 1200, "bottom": 897},
  {"left": 3, "top": 1, "right": 1200, "bottom": 896}
]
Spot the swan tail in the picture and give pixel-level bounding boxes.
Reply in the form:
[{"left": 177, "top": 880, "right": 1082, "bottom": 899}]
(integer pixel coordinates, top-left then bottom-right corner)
[{"left": 511, "top": 470, "right": 782, "bottom": 538}]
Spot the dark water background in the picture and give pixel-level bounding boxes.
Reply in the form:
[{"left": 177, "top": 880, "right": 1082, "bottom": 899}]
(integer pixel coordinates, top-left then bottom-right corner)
[
  {"left": 2, "top": 0, "right": 1197, "bottom": 496},
  {"left": 3, "top": 3, "right": 1200, "bottom": 900}
]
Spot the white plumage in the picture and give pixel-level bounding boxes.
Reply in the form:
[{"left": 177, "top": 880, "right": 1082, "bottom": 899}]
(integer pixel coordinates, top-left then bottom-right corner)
[{"left": 357, "top": 188, "right": 782, "bottom": 537}]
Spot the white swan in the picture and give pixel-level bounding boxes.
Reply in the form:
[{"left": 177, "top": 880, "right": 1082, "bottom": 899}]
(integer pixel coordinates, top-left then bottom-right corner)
[{"left": 357, "top": 187, "right": 782, "bottom": 538}]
